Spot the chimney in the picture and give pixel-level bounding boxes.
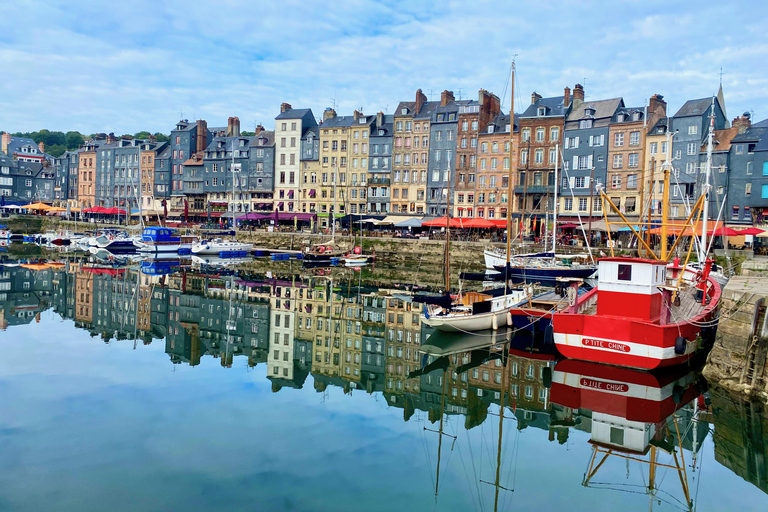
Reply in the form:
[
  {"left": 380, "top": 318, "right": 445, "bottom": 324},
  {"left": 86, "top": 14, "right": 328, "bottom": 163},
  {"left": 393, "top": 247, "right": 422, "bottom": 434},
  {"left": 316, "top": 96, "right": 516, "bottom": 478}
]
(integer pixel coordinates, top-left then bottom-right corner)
[
  {"left": 563, "top": 87, "right": 571, "bottom": 107},
  {"left": 733, "top": 112, "right": 752, "bottom": 134},
  {"left": 38, "top": 141, "right": 45, "bottom": 153},
  {"left": 572, "top": 84, "right": 585, "bottom": 109},
  {"left": 254, "top": 124, "right": 265, "bottom": 136},
  {"left": 196, "top": 119, "right": 208, "bottom": 153},
  {"left": 353, "top": 110, "right": 362, "bottom": 122},
  {"left": 227, "top": 117, "right": 233, "bottom": 136},
  {"left": 280, "top": 102, "right": 292, "bottom": 113},
  {"left": 1, "top": 132, "right": 10, "bottom": 155},
  {"left": 440, "top": 90, "right": 455, "bottom": 107},
  {"left": 648, "top": 94, "right": 667, "bottom": 117},
  {"left": 415, "top": 89, "right": 427, "bottom": 114},
  {"left": 106, "top": 132, "right": 116, "bottom": 144},
  {"left": 376, "top": 111, "right": 384, "bottom": 128},
  {"left": 148, "top": 134, "right": 157, "bottom": 144},
  {"left": 323, "top": 108, "right": 337, "bottom": 121},
  {"left": 531, "top": 92, "right": 542, "bottom": 105},
  {"left": 232, "top": 116, "right": 240, "bottom": 137}
]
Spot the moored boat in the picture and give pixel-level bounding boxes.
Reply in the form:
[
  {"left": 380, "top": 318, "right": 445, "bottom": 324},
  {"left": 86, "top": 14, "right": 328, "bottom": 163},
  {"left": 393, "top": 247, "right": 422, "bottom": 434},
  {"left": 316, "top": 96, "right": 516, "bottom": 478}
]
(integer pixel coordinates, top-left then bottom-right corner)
[
  {"left": 191, "top": 238, "right": 253, "bottom": 256},
  {"left": 137, "top": 227, "right": 196, "bottom": 253}
]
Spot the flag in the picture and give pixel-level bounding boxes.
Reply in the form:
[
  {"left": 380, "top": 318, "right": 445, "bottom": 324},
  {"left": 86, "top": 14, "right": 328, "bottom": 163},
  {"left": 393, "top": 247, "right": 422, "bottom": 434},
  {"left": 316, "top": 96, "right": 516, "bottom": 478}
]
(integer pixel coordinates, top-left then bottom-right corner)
[{"left": 183, "top": 199, "right": 189, "bottom": 224}]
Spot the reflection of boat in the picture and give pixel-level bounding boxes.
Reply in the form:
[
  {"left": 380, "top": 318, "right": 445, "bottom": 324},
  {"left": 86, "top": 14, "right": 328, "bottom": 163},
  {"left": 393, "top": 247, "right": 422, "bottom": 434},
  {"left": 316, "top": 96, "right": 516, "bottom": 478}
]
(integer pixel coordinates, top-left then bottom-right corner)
[
  {"left": 343, "top": 256, "right": 371, "bottom": 267},
  {"left": 91, "top": 232, "right": 141, "bottom": 253},
  {"left": 550, "top": 359, "right": 704, "bottom": 509},
  {"left": 490, "top": 260, "right": 597, "bottom": 288},
  {"left": 191, "top": 238, "right": 253, "bottom": 256},
  {"left": 140, "top": 257, "right": 191, "bottom": 275},
  {"left": 191, "top": 255, "right": 252, "bottom": 267}
]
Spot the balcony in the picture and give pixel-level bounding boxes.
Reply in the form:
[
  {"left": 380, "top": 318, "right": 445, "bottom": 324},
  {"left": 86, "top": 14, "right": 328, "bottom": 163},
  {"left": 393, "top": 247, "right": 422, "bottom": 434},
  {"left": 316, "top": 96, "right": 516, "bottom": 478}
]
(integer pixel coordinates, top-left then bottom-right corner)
[
  {"left": 368, "top": 177, "right": 391, "bottom": 186},
  {"left": 514, "top": 185, "right": 554, "bottom": 195}
]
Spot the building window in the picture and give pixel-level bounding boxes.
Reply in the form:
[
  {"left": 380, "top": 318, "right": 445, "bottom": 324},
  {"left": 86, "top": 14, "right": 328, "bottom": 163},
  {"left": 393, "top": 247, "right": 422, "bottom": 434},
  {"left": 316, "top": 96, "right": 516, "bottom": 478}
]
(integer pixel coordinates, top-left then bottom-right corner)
[
  {"left": 550, "top": 127, "right": 559, "bottom": 141},
  {"left": 763, "top": 162, "right": 768, "bottom": 176},
  {"left": 612, "top": 174, "right": 621, "bottom": 189},
  {"left": 522, "top": 128, "right": 530, "bottom": 142},
  {"left": 613, "top": 154, "right": 623, "bottom": 168},
  {"left": 628, "top": 153, "right": 639, "bottom": 168},
  {"left": 564, "top": 197, "right": 572, "bottom": 211},
  {"left": 578, "top": 197, "right": 588, "bottom": 211},
  {"left": 688, "top": 125, "right": 698, "bottom": 135},
  {"left": 732, "top": 206, "right": 740, "bottom": 219},
  {"left": 579, "top": 119, "right": 592, "bottom": 129},
  {"left": 629, "top": 131, "right": 640, "bottom": 146},
  {"left": 614, "top": 133, "right": 624, "bottom": 147},
  {"left": 687, "top": 142, "right": 697, "bottom": 155},
  {"left": 536, "top": 128, "right": 545, "bottom": 142},
  {"left": 746, "top": 183, "right": 752, "bottom": 196},
  {"left": 650, "top": 142, "right": 658, "bottom": 155},
  {"left": 627, "top": 174, "right": 637, "bottom": 189},
  {"left": 618, "top": 264, "right": 632, "bottom": 281}
]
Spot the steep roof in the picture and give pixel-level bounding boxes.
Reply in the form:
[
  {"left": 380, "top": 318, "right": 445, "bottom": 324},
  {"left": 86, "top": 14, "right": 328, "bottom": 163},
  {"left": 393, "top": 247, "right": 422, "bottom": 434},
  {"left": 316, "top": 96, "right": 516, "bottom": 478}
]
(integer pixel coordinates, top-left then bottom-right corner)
[
  {"left": 701, "top": 126, "right": 739, "bottom": 152},
  {"left": 566, "top": 98, "right": 623, "bottom": 122},
  {"left": 673, "top": 97, "right": 716, "bottom": 118},
  {"left": 520, "top": 96, "right": 568, "bottom": 118},
  {"left": 276, "top": 108, "right": 312, "bottom": 120}
]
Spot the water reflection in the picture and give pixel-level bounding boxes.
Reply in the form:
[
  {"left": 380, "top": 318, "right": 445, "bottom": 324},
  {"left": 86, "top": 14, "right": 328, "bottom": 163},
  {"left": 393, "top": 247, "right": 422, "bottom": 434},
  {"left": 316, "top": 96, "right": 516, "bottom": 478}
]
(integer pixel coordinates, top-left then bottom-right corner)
[{"left": 1, "top": 257, "right": 767, "bottom": 511}]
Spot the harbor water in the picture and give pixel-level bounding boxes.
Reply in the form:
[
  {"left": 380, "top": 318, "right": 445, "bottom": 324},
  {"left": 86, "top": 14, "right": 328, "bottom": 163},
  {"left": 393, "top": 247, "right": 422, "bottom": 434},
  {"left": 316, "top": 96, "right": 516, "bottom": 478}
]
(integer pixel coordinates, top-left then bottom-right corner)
[{"left": 0, "top": 256, "right": 767, "bottom": 511}]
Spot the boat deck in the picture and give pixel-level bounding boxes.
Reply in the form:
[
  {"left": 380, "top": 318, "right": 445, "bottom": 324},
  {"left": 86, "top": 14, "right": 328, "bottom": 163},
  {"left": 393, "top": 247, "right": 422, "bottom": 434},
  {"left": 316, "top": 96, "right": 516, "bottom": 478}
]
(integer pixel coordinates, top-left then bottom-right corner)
[{"left": 579, "top": 283, "right": 707, "bottom": 322}]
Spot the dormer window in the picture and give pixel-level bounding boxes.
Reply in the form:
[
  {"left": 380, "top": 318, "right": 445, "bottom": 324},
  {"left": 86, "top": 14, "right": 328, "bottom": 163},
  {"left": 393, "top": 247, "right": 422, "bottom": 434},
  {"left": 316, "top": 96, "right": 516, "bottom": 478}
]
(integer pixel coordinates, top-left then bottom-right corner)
[
  {"left": 579, "top": 119, "right": 593, "bottom": 129},
  {"left": 239, "top": 140, "right": 245, "bottom": 147},
  {"left": 538, "top": 107, "right": 546, "bottom": 116},
  {"left": 505, "top": 124, "right": 511, "bottom": 132},
  {"left": 378, "top": 129, "right": 385, "bottom": 136},
  {"left": 401, "top": 108, "right": 407, "bottom": 115},
  {"left": 488, "top": 125, "right": 494, "bottom": 133},
  {"left": 584, "top": 107, "right": 595, "bottom": 117},
  {"left": 617, "top": 113, "right": 625, "bottom": 123},
  {"left": 632, "top": 112, "right": 640, "bottom": 122},
  {"left": 359, "top": 118, "right": 366, "bottom": 124}
]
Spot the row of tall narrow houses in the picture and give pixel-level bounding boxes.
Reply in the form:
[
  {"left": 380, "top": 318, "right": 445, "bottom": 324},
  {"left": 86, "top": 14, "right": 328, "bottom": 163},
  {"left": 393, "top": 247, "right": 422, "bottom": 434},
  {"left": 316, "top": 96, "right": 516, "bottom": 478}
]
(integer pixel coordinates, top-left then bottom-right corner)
[{"left": 4, "top": 82, "right": 768, "bottom": 228}]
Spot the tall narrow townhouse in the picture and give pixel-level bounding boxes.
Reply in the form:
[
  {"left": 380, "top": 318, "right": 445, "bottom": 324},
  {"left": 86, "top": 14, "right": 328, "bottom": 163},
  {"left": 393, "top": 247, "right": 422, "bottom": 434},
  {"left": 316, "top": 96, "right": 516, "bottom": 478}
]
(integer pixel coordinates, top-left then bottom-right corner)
[
  {"left": 561, "top": 85, "right": 623, "bottom": 222},
  {"left": 476, "top": 113, "right": 513, "bottom": 222},
  {"left": 201, "top": 134, "right": 254, "bottom": 220},
  {"left": 516, "top": 89, "right": 570, "bottom": 235},
  {"left": 249, "top": 126, "right": 276, "bottom": 213},
  {"left": 140, "top": 140, "right": 166, "bottom": 212},
  {"left": 426, "top": 90, "right": 461, "bottom": 217},
  {"left": 718, "top": 114, "right": 764, "bottom": 225},
  {"left": 275, "top": 104, "right": 317, "bottom": 213},
  {"left": 93, "top": 136, "right": 117, "bottom": 208},
  {"left": 454, "top": 89, "right": 501, "bottom": 218},
  {"left": 111, "top": 138, "right": 146, "bottom": 211},
  {"left": 77, "top": 139, "right": 104, "bottom": 209},
  {"left": 348, "top": 111, "right": 373, "bottom": 215},
  {"left": 299, "top": 125, "right": 319, "bottom": 213},
  {"left": 317, "top": 108, "right": 352, "bottom": 226},
  {"left": 153, "top": 144, "right": 172, "bottom": 210},
  {"left": 670, "top": 96, "right": 726, "bottom": 219},
  {"left": 606, "top": 106, "right": 648, "bottom": 220},
  {"left": 170, "top": 119, "right": 210, "bottom": 215},
  {"left": 367, "top": 112, "right": 394, "bottom": 214},
  {"left": 392, "top": 89, "right": 439, "bottom": 215},
  {"left": 642, "top": 96, "right": 671, "bottom": 220}
]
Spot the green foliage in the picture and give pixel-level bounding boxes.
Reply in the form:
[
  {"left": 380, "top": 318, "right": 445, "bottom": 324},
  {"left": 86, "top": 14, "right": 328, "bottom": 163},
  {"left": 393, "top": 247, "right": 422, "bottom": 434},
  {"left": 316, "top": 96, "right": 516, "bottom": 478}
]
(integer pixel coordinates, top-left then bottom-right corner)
[
  {"left": 65, "top": 131, "right": 85, "bottom": 149},
  {"left": 153, "top": 132, "right": 169, "bottom": 142},
  {"left": 7, "top": 129, "right": 87, "bottom": 151},
  {"left": 134, "top": 131, "right": 152, "bottom": 140},
  {"left": 47, "top": 144, "right": 66, "bottom": 157}
]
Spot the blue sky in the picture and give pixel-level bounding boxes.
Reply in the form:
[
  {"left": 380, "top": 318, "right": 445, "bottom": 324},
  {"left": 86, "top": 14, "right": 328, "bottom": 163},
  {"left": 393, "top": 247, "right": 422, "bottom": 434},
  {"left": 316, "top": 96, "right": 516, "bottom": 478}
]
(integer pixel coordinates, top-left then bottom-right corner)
[{"left": 1, "top": 0, "right": 767, "bottom": 135}]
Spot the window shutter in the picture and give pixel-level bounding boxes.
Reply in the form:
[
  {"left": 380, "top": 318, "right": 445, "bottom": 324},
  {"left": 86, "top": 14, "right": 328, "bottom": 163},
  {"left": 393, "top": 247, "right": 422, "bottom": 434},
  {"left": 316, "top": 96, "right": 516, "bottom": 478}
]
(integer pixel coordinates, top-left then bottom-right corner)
[
  {"left": 589, "top": 135, "right": 594, "bottom": 146},
  {"left": 564, "top": 138, "right": 570, "bottom": 149},
  {"left": 569, "top": 177, "right": 575, "bottom": 189},
  {"left": 572, "top": 156, "right": 578, "bottom": 170},
  {"left": 585, "top": 176, "right": 591, "bottom": 189},
  {"left": 587, "top": 155, "right": 593, "bottom": 168},
  {"left": 574, "top": 137, "right": 580, "bottom": 148}
]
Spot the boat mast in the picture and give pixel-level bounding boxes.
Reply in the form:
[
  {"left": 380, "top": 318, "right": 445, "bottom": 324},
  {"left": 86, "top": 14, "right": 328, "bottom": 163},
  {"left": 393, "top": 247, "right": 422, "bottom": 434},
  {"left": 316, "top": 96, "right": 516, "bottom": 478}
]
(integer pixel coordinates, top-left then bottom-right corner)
[
  {"left": 660, "top": 129, "right": 673, "bottom": 260},
  {"left": 332, "top": 161, "right": 337, "bottom": 243},
  {"left": 552, "top": 143, "right": 559, "bottom": 255},
  {"left": 231, "top": 139, "right": 238, "bottom": 235},
  {"left": 506, "top": 60, "right": 516, "bottom": 265},
  {"left": 445, "top": 153, "right": 452, "bottom": 293},
  {"left": 701, "top": 97, "right": 715, "bottom": 263}
]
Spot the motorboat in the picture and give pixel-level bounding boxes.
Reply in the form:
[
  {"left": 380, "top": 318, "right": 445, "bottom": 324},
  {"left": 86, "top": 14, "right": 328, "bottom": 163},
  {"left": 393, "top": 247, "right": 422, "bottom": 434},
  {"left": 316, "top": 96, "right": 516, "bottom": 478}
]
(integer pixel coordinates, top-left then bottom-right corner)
[
  {"left": 191, "top": 238, "right": 253, "bottom": 256},
  {"left": 137, "top": 227, "right": 196, "bottom": 253},
  {"left": 91, "top": 232, "right": 141, "bottom": 253}
]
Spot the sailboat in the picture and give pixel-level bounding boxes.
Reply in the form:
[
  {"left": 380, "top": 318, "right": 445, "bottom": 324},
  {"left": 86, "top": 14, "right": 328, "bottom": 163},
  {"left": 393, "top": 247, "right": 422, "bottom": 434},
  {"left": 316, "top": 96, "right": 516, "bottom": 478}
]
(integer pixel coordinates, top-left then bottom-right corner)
[
  {"left": 421, "top": 62, "right": 549, "bottom": 332},
  {"left": 303, "top": 161, "right": 349, "bottom": 264},
  {"left": 551, "top": 97, "right": 723, "bottom": 370}
]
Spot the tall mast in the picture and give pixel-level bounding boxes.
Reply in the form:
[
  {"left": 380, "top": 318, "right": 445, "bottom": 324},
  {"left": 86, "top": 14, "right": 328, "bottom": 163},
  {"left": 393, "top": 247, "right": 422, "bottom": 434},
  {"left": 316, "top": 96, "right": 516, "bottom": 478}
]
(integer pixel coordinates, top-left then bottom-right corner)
[
  {"left": 660, "top": 130, "right": 673, "bottom": 260},
  {"left": 332, "top": 161, "right": 337, "bottom": 242},
  {"left": 445, "top": 153, "right": 451, "bottom": 293},
  {"left": 232, "top": 139, "right": 237, "bottom": 233},
  {"left": 701, "top": 96, "right": 715, "bottom": 262},
  {"left": 506, "top": 61, "right": 516, "bottom": 264},
  {"left": 552, "top": 144, "right": 559, "bottom": 254}
]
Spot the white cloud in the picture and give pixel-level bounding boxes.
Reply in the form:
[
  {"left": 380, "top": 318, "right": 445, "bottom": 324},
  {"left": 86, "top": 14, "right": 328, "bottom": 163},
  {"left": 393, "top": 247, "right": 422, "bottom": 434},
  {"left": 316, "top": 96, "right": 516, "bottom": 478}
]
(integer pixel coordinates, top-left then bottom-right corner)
[{"left": 0, "top": 0, "right": 767, "bottom": 134}]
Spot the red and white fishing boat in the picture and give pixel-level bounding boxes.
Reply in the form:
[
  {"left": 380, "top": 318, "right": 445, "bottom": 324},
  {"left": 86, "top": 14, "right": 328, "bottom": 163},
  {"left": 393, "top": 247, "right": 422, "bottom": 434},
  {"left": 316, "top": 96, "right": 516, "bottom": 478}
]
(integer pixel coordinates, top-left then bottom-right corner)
[{"left": 553, "top": 96, "right": 725, "bottom": 370}]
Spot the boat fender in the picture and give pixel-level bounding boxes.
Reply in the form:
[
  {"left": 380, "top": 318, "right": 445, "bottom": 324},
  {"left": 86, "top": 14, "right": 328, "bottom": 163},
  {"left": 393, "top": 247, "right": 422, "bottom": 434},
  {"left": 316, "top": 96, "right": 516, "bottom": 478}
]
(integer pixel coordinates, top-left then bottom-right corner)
[
  {"left": 544, "top": 323, "right": 554, "bottom": 345},
  {"left": 672, "top": 384, "right": 684, "bottom": 404},
  {"left": 542, "top": 366, "right": 552, "bottom": 389},
  {"left": 506, "top": 311, "right": 513, "bottom": 326},
  {"left": 492, "top": 314, "right": 498, "bottom": 331},
  {"left": 674, "top": 336, "right": 687, "bottom": 355}
]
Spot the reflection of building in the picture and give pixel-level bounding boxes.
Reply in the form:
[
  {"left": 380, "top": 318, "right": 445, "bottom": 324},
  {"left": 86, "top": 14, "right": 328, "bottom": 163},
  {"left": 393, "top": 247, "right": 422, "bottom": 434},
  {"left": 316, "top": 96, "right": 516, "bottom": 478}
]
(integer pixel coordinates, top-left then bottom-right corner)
[
  {"left": 384, "top": 296, "right": 423, "bottom": 394},
  {"left": 0, "top": 264, "right": 56, "bottom": 329}
]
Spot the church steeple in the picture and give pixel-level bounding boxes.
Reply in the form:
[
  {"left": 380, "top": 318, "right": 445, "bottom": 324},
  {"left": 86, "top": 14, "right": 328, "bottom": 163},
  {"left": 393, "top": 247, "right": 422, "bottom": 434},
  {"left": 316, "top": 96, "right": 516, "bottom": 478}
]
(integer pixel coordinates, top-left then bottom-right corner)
[{"left": 717, "top": 69, "right": 729, "bottom": 128}]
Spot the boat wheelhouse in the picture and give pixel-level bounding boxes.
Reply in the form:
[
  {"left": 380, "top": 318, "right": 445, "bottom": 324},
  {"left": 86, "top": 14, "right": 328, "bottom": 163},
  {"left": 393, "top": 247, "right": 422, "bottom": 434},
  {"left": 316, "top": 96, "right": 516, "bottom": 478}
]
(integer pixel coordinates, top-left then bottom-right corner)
[
  {"left": 552, "top": 257, "right": 721, "bottom": 369},
  {"left": 138, "top": 227, "right": 195, "bottom": 253}
]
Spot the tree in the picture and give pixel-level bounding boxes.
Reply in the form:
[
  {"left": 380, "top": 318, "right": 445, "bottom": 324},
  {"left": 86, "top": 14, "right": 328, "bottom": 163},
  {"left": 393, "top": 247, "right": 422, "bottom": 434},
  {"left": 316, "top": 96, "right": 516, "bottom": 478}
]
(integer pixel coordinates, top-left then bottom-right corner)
[
  {"left": 65, "top": 131, "right": 85, "bottom": 150},
  {"left": 134, "top": 131, "right": 152, "bottom": 140},
  {"left": 47, "top": 144, "right": 66, "bottom": 157},
  {"left": 153, "top": 132, "right": 169, "bottom": 142}
]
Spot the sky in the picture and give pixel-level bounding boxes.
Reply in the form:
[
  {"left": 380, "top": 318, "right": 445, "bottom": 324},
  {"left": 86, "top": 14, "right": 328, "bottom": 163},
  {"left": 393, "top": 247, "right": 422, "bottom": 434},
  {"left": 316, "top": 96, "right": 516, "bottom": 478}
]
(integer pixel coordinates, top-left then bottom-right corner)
[{"left": 1, "top": 0, "right": 767, "bottom": 136}]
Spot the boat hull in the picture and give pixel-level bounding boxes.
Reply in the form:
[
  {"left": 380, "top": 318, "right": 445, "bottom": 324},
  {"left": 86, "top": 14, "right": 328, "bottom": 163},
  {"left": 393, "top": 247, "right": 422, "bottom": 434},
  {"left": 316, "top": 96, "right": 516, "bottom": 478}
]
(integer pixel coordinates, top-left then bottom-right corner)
[
  {"left": 492, "top": 264, "right": 597, "bottom": 287},
  {"left": 191, "top": 242, "right": 253, "bottom": 255}
]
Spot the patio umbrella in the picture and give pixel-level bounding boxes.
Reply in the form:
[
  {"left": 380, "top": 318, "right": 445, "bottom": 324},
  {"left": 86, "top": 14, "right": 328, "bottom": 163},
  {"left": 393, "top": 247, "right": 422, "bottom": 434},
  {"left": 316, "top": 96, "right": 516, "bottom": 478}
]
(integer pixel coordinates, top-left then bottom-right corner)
[
  {"left": 394, "top": 217, "right": 424, "bottom": 228},
  {"left": 46, "top": 206, "right": 67, "bottom": 212},
  {"left": 559, "top": 223, "right": 578, "bottom": 229},
  {"left": 708, "top": 226, "right": 740, "bottom": 237},
  {"left": 22, "top": 202, "right": 51, "bottom": 210},
  {"left": 736, "top": 227, "right": 765, "bottom": 236},
  {"left": 462, "top": 217, "right": 495, "bottom": 228}
]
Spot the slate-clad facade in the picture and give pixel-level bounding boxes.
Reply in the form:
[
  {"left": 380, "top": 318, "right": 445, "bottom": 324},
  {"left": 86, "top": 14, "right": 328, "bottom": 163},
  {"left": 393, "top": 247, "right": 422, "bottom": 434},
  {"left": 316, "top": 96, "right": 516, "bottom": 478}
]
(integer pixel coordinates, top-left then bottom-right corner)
[{"left": 368, "top": 112, "right": 393, "bottom": 214}]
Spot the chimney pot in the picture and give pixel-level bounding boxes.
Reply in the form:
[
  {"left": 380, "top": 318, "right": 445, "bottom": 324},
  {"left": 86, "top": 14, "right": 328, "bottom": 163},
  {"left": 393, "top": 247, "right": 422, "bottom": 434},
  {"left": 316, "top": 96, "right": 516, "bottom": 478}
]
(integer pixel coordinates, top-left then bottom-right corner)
[
  {"left": 415, "top": 89, "right": 427, "bottom": 114},
  {"left": 1, "top": 132, "right": 10, "bottom": 155},
  {"left": 280, "top": 102, "right": 292, "bottom": 113},
  {"left": 563, "top": 87, "right": 571, "bottom": 107},
  {"left": 38, "top": 141, "right": 45, "bottom": 153},
  {"left": 531, "top": 92, "right": 542, "bottom": 105},
  {"left": 440, "top": 90, "right": 455, "bottom": 107},
  {"left": 376, "top": 111, "right": 384, "bottom": 127},
  {"left": 323, "top": 108, "right": 337, "bottom": 121}
]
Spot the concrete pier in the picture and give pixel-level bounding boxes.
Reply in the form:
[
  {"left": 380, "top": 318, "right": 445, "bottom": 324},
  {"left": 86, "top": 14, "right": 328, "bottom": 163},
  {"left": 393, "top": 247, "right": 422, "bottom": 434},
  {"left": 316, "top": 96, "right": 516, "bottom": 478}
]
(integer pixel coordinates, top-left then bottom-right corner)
[{"left": 703, "top": 276, "right": 768, "bottom": 400}]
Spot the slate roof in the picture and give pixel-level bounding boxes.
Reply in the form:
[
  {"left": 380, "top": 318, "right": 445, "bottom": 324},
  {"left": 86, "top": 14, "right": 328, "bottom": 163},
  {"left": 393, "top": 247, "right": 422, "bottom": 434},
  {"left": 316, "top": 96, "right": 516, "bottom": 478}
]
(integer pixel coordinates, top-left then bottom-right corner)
[
  {"left": 319, "top": 115, "right": 356, "bottom": 128},
  {"left": 702, "top": 127, "right": 740, "bottom": 152},
  {"left": 256, "top": 130, "right": 276, "bottom": 146},
  {"left": 648, "top": 117, "right": 669, "bottom": 135},
  {"left": 276, "top": 108, "right": 312, "bottom": 120},
  {"left": 612, "top": 106, "right": 645, "bottom": 124},
  {"left": 751, "top": 118, "right": 768, "bottom": 128},
  {"left": 302, "top": 125, "right": 318, "bottom": 139},
  {"left": 673, "top": 97, "right": 716, "bottom": 118},
  {"left": 480, "top": 113, "right": 518, "bottom": 134},
  {"left": 520, "top": 96, "right": 569, "bottom": 118},
  {"left": 414, "top": 101, "right": 441, "bottom": 120},
  {"left": 5, "top": 136, "right": 46, "bottom": 159},
  {"left": 566, "top": 98, "right": 623, "bottom": 122}
]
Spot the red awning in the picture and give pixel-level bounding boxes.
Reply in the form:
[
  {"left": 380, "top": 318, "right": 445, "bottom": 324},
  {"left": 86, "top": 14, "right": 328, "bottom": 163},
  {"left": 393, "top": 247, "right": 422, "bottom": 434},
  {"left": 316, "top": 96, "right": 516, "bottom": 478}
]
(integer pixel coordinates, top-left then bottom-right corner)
[
  {"left": 210, "top": 212, "right": 224, "bottom": 217},
  {"left": 462, "top": 217, "right": 495, "bottom": 228}
]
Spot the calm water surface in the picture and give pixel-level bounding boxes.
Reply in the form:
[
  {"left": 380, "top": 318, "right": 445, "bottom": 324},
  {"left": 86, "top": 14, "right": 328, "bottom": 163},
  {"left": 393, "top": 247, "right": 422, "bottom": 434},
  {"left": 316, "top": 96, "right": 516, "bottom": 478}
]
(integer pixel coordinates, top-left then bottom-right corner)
[{"left": 0, "top": 258, "right": 767, "bottom": 511}]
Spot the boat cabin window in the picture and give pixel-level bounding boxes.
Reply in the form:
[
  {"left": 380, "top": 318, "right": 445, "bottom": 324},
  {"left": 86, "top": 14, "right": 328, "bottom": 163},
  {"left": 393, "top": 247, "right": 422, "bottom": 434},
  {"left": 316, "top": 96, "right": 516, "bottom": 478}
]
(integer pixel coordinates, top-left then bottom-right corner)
[
  {"left": 610, "top": 427, "right": 624, "bottom": 445},
  {"left": 617, "top": 264, "right": 632, "bottom": 281}
]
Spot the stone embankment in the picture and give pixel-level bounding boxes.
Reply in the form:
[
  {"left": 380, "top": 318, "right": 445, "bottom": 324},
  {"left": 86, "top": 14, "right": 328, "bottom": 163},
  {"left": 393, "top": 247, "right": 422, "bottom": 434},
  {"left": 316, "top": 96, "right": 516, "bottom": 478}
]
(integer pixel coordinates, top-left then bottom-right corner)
[{"left": 704, "top": 273, "right": 768, "bottom": 401}]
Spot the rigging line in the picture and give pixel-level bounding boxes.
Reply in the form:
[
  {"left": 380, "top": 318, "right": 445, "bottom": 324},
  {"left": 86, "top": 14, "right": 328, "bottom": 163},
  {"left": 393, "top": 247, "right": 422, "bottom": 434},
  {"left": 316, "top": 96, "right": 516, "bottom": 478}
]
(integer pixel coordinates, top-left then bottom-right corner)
[{"left": 466, "top": 423, "right": 487, "bottom": 512}]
